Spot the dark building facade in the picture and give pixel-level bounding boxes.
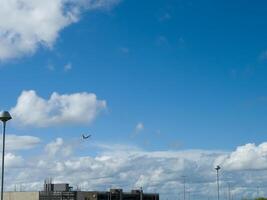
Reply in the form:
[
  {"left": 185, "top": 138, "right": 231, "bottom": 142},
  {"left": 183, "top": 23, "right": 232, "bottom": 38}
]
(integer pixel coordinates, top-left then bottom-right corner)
[
  {"left": 39, "top": 183, "right": 159, "bottom": 200},
  {"left": 40, "top": 182, "right": 76, "bottom": 200},
  {"left": 82, "top": 189, "right": 159, "bottom": 200}
]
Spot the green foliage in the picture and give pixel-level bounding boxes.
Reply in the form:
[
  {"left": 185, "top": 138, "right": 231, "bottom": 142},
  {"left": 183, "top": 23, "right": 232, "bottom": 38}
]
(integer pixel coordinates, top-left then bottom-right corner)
[{"left": 255, "top": 197, "right": 267, "bottom": 200}]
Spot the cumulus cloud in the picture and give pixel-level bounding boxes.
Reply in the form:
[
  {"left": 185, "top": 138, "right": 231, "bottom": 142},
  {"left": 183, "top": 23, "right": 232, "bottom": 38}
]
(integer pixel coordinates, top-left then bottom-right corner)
[
  {"left": 10, "top": 90, "right": 107, "bottom": 127},
  {"left": 44, "top": 138, "right": 64, "bottom": 157},
  {"left": 4, "top": 138, "right": 267, "bottom": 199},
  {"left": 44, "top": 137, "right": 74, "bottom": 157},
  {"left": 0, "top": 0, "right": 120, "bottom": 60},
  {"left": 6, "top": 138, "right": 220, "bottom": 197},
  {"left": 216, "top": 142, "right": 267, "bottom": 171}
]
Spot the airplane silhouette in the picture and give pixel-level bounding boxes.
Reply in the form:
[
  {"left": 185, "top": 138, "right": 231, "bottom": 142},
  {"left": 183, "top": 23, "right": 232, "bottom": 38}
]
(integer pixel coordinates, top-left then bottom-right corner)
[{"left": 82, "top": 134, "right": 91, "bottom": 140}]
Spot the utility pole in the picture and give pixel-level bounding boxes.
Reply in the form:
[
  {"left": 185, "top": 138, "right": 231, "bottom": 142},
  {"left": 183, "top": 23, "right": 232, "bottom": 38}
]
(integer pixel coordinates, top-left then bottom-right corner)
[{"left": 257, "top": 186, "right": 259, "bottom": 198}]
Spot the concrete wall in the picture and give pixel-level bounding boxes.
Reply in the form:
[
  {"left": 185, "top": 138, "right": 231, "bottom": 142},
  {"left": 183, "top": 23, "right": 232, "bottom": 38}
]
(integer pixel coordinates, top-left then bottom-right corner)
[{"left": 4, "top": 192, "right": 39, "bottom": 200}]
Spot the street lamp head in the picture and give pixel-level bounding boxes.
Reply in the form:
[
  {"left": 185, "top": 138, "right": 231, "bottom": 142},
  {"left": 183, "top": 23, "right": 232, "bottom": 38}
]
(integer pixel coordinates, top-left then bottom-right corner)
[
  {"left": 0, "top": 111, "right": 12, "bottom": 122},
  {"left": 215, "top": 165, "right": 221, "bottom": 171}
]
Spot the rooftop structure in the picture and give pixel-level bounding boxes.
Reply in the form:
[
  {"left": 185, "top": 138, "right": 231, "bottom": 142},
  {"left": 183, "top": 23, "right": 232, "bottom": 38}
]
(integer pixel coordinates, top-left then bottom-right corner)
[{"left": 3, "top": 182, "right": 159, "bottom": 200}]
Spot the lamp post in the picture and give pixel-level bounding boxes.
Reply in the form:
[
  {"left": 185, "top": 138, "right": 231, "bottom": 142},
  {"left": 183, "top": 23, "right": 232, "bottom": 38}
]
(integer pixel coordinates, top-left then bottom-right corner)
[
  {"left": 0, "top": 111, "right": 12, "bottom": 200},
  {"left": 181, "top": 176, "right": 186, "bottom": 200},
  {"left": 215, "top": 165, "right": 221, "bottom": 200},
  {"left": 227, "top": 183, "right": 231, "bottom": 200}
]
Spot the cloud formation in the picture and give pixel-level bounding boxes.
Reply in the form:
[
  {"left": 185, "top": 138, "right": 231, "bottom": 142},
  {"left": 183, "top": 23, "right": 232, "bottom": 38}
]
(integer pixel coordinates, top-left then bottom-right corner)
[
  {"left": 130, "top": 122, "right": 144, "bottom": 138},
  {"left": 10, "top": 90, "right": 107, "bottom": 127},
  {"left": 64, "top": 62, "right": 72, "bottom": 72},
  {"left": 135, "top": 122, "right": 144, "bottom": 132},
  {"left": 0, "top": 134, "right": 40, "bottom": 168},
  {"left": 4, "top": 134, "right": 41, "bottom": 151},
  {"left": 0, "top": 0, "right": 120, "bottom": 60},
  {"left": 216, "top": 142, "right": 267, "bottom": 171},
  {"left": 4, "top": 138, "right": 267, "bottom": 199}
]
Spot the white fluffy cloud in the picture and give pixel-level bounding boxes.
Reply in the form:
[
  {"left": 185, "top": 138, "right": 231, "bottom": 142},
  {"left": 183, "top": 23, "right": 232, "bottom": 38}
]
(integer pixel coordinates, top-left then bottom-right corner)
[
  {"left": 217, "top": 142, "right": 267, "bottom": 171},
  {"left": 0, "top": 0, "right": 120, "bottom": 60},
  {"left": 4, "top": 138, "right": 267, "bottom": 199},
  {"left": 10, "top": 90, "right": 106, "bottom": 127},
  {"left": 3, "top": 134, "right": 41, "bottom": 151}
]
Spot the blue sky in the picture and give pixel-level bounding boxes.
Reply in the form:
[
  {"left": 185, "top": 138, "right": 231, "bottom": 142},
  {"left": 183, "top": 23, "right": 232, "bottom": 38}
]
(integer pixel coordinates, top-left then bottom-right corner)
[
  {"left": 1, "top": 0, "right": 267, "bottom": 150},
  {"left": 1, "top": 0, "right": 267, "bottom": 199}
]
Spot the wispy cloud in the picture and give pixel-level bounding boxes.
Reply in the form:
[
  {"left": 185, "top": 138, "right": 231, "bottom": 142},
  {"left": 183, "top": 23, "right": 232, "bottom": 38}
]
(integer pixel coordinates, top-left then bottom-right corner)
[
  {"left": 156, "top": 35, "right": 169, "bottom": 46},
  {"left": 130, "top": 122, "right": 144, "bottom": 138},
  {"left": 3, "top": 135, "right": 41, "bottom": 151},
  {"left": 168, "top": 140, "right": 182, "bottom": 149},
  {"left": 64, "top": 62, "right": 72, "bottom": 72},
  {"left": 120, "top": 47, "right": 130, "bottom": 54},
  {"left": 259, "top": 50, "right": 267, "bottom": 61},
  {"left": 135, "top": 122, "right": 144, "bottom": 132},
  {"left": 47, "top": 64, "right": 55, "bottom": 71},
  {"left": 159, "top": 13, "right": 171, "bottom": 22}
]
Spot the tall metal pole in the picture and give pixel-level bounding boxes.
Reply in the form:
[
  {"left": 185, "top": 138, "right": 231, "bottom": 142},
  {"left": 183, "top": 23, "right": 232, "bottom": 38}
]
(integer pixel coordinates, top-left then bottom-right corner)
[
  {"left": 1, "top": 121, "right": 6, "bottom": 200},
  {"left": 0, "top": 111, "right": 12, "bottom": 200},
  {"left": 140, "top": 187, "right": 143, "bottom": 200},
  {"left": 182, "top": 176, "right": 186, "bottom": 200},
  {"left": 188, "top": 191, "right": 190, "bottom": 200},
  {"left": 216, "top": 169, "right": 219, "bottom": 200},
  {"left": 215, "top": 166, "right": 221, "bottom": 200},
  {"left": 228, "top": 183, "right": 231, "bottom": 200}
]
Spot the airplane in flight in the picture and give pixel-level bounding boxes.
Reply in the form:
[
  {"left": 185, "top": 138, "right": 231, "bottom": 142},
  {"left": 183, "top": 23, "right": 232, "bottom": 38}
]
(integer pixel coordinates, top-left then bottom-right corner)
[{"left": 82, "top": 134, "right": 91, "bottom": 140}]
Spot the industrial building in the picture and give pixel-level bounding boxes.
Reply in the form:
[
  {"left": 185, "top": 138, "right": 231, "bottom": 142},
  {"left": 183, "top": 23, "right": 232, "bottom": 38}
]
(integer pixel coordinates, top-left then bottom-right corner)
[{"left": 3, "top": 182, "right": 159, "bottom": 200}]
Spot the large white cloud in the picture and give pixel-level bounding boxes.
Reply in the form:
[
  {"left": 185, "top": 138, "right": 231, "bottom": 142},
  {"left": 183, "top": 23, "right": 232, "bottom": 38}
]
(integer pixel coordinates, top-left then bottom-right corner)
[
  {"left": 0, "top": 0, "right": 120, "bottom": 60},
  {"left": 10, "top": 90, "right": 106, "bottom": 127},
  {"left": 216, "top": 142, "right": 267, "bottom": 171},
  {"left": 3, "top": 138, "right": 267, "bottom": 199}
]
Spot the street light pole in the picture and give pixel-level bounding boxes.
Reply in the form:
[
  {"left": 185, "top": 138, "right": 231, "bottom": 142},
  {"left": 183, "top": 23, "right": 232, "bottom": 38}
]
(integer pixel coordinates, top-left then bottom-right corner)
[
  {"left": 0, "top": 111, "right": 12, "bottom": 200},
  {"left": 215, "top": 166, "right": 221, "bottom": 200},
  {"left": 227, "top": 183, "right": 231, "bottom": 200},
  {"left": 181, "top": 176, "right": 186, "bottom": 200},
  {"left": 188, "top": 191, "right": 190, "bottom": 200}
]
